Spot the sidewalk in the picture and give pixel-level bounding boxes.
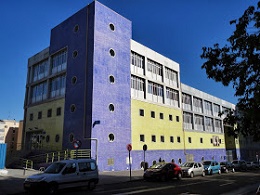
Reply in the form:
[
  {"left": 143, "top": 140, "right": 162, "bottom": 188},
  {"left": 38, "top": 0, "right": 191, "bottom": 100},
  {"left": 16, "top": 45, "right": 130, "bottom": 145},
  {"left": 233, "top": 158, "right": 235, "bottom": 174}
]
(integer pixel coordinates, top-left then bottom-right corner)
[{"left": 0, "top": 168, "right": 144, "bottom": 194}]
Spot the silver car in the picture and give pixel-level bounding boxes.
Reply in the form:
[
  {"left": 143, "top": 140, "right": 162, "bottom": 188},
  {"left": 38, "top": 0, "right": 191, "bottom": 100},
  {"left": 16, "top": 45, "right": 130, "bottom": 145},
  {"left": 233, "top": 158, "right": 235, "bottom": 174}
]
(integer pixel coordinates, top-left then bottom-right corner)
[{"left": 181, "top": 162, "right": 205, "bottom": 178}]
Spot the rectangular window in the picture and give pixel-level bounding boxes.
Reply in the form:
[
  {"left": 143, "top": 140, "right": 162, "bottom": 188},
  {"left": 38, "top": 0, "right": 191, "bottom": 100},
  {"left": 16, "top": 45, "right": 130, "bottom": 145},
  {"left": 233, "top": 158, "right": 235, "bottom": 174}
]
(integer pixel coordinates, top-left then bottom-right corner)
[
  {"left": 160, "top": 136, "right": 165, "bottom": 142},
  {"left": 131, "top": 75, "right": 145, "bottom": 92},
  {"left": 31, "top": 82, "right": 48, "bottom": 103},
  {"left": 204, "top": 100, "right": 213, "bottom": 115},
  {"left": 193, "top": 97, "right": 203, "bottom": 113},
  {"left": 140, "top": 134, "right": 145, "bottom": 142},
  {"left": 38, "top": 111, "right": 42, "bottom": 119},
  {"left": 170, "top": 136, "right": 174, "bottom": 143},
  {"left": 169, "top": 114, "right": 173, "bottom": 121},
  {"left": 32, "top": 60, "right": 49, "bottom": 82},
  {"left": 200, "top": 138, "right": 203, "bottom": 143},
  {"left": 177, "top": 136, "right": 181, "bottom": 143},
  {"left": 160, "top": 113, "right": 164, "bottom": 119},
  {"left": 176, "top": 116, "right": 179, "bottom": 122},
  {"left": 56, "top": 107, "right": 61, "bottom": 116},
  {"left": 139, "top": 109, "right": 144, "bottom": 116},
  {"left": 182, "top": 93, "right": 192, "bottom": 110},
  {"left": 188, "top": 137, "right": 192, "bottom": 143},
  {"left": 47, "top": 109, "right": 52, "bottom": 118},
  {"left": 166, "top": 87, "right": 179, "bottom": 107},
  {"left": 152, "top": 135, "right": 156, "bottom": 142},
  {"left": 131, "top": 51, "right": 144, "bottom": 69},
  {"left": 151, "top": 111, "right": 155, "bottom": 118},
  {"left": 210, "top": 138, "right": 213, "bottom": 144},
  {"left": 29, "top": 113, "right": 33, "bottom": 121},
  {"left": 147, "top": 59, "right": 162, "bottom": 76},
  {"left": 51, "top": 50, "right": 67, "bottom": 74},
  {"left": 50, "top": 75, "right": 66, "bottom": 98},
  {"left": 148, "top": 81, "right": 163, "bottom": 97},
  {"left": 165, "top": 67, "right": 178, "bottom": 87}
]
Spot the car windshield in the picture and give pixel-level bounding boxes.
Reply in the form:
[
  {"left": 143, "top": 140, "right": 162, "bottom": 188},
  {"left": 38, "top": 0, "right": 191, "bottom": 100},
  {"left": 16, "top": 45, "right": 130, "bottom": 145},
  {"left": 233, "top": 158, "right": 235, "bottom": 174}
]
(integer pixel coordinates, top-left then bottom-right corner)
[
  {"left": 181, "top": 162, "right": 194, "bottom": 167},
  {"left": 150, "top": 163, "right": 166, "bottom": 169},
  {"left": 45, "top": 162, "right": 66, "bottom": 174},
  {"left": 220, "top": 162, "right": 226, "bottom": 165},
  {"left": 203, "top": 161, "right": 211, "bottom": 165}
]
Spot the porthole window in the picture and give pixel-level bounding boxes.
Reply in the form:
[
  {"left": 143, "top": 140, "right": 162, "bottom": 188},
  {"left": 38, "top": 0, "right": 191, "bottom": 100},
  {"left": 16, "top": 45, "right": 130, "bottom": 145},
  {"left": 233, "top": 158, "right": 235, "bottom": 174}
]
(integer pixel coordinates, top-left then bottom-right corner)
[
  {"left": 71, "top": 76, "right": 77, "bottom": 85},
  {"left": 73, "top": 50, "right": 78, "bottom": 58},
  {"left": 73, "top": 24, "right": 79, "bottom": 33},
  {"left": 109, "top": 49, "right": 115, "bottom": 57},
  {"left": 46, "top": 135, "right": 50, "bottom": 143},
  {"left": 109, "top": 23, "right": 115, "bottom": 31},
  {"left": 55, "top": 134, "right": 60, "bottom": 142},
  {"left": 109, "top": 104, "right": 114, "bottom": 112},
  {"left": 70, "top": 104, "right": 76, "bottom": 112},
  {"left": 108, "top": 133, "right": 115, "bottom": 142},
  {"left": 69, "top": 133, "right": 74, "bottom": 143},
  {"left": 109, "top": 75, "right": 115, "bottom": 83}
]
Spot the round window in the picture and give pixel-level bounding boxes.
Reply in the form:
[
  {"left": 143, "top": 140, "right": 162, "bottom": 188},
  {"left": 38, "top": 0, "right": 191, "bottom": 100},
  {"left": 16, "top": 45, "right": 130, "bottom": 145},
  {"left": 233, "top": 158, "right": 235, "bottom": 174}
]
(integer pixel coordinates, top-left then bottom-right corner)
[
  {"left": 70, "top": 104, "right": 76, "bottom": 112},
  {"left": 108, "top": 133, "right": 115, "bottom": 142},
  {"left": 46, "top": 135, "right": 50, "bottom": 143},
  {"left": 69, "top": 133, "right": 75, "bottom": 143},
  {"left": 109, "top": 49, "right": 115, "bottom": 57},
  {"left": 109, "top": 23, "right": 115, "bottom": 31},
  {"left": 55, "top": 134, "right": 60, "bottom": 142},
  {"left": 73, "top": 50, "right": 78, "bottom": 58},
  {"left": 109, "top": 75, "right": 115, "bottom": 83},
  {"left": 109, "top": 104, "right": 114, "bottom": 112},
  {"left": 71, "top": 76, "right": 77, "bottom": 85},
  {"left": 74, "top": 24, "right": 79, "bottom": 33}
]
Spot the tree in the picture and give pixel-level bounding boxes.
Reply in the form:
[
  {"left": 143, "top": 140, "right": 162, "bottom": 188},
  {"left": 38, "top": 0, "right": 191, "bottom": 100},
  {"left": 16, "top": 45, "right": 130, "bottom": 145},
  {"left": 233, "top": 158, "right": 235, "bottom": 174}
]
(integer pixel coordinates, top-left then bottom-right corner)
[{"left": 200, "top": 1, "right": 260, "bottom": 141}]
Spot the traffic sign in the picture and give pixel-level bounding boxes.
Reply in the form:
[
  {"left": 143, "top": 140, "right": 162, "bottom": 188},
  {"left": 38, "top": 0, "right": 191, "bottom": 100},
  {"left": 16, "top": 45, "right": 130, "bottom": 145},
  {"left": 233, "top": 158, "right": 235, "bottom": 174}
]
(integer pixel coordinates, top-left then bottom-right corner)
[{"left": 127, "top": 144, "right": 132, "bottom": 151}]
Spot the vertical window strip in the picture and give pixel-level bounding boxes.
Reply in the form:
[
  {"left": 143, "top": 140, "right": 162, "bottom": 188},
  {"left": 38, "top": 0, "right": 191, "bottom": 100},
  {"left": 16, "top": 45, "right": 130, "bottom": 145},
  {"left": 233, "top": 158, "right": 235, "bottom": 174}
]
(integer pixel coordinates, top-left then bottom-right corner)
[
  {"left": 148, "top": 81, "right": 163, "bottom": 97},
  {"left": 147, "top": 59, "right": 162, "bottom": 76},
  {"left": 131, "top": 75, "right": 144, "bottom": 91},
  {"left": 131, "top": 52, "right": 144, "bottom": 69}
]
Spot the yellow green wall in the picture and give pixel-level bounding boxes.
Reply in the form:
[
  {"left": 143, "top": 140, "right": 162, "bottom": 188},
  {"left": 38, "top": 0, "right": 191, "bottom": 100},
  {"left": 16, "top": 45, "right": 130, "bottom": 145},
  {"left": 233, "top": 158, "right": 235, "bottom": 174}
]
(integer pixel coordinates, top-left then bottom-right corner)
[
  {"left": 25, "top": 99, "right": 64, "bottom": 150},
  {"left": 131, "top": 99, "right": 184, "bottom": 150}
]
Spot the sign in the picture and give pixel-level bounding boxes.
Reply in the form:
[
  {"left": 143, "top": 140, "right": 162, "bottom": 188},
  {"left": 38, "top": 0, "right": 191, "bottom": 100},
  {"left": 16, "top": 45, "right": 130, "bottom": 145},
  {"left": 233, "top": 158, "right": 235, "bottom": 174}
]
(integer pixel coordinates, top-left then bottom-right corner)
[
  {"left": 127, "top": 144, "right": 132, "bottom": 151},
  {"left": 73, "top": 140, "right": 82, "bottom": 149}
]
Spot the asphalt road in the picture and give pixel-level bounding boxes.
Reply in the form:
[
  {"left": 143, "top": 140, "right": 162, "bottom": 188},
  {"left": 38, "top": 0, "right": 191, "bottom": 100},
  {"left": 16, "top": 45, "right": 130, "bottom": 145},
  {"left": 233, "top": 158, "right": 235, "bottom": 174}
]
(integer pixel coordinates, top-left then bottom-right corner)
[{"left": 7, "top": 169, "right": 260, "bottom": 195}]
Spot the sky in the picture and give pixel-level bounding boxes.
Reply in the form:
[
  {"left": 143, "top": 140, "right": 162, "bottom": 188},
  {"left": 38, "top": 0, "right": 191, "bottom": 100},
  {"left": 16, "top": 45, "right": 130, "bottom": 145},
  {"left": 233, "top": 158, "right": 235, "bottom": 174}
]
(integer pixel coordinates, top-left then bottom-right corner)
[{"left": 0, "top": 0, "right": 258, "bottom": 121}]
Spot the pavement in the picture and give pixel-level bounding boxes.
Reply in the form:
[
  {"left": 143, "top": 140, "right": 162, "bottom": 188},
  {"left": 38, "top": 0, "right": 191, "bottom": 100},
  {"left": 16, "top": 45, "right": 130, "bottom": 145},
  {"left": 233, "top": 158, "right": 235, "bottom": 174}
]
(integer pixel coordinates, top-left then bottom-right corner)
[{"left": 0, "top": 168, "right": 144, "bottom": 195}]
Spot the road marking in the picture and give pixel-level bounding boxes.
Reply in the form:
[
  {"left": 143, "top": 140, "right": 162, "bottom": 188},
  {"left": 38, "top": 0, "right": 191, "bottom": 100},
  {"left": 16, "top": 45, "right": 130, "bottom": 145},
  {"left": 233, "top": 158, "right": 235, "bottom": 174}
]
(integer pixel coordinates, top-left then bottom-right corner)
[{"left": 219, "top": 182, "right": 234, "bottom": 186}]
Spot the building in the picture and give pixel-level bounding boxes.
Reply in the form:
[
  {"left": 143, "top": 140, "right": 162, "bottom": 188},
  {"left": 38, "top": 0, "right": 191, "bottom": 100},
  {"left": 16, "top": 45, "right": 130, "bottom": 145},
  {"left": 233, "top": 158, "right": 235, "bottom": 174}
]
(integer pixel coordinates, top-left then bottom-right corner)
[{"left": 23, "top": 1, "right": 249, "bottom": 171}]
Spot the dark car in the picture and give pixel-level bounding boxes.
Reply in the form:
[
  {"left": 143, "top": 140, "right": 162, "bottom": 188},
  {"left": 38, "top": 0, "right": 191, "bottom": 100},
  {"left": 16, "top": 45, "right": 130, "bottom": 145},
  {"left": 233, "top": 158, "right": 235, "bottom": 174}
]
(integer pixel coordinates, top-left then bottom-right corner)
[
  {"left": 231, "top": 160, "right": 247, "bottom": 171},
  {"left": 143, "top": 162, "right": 182, "bottom": 181},
  {"left": 220, "top": 161, "right": 235, "bottom": 173}
]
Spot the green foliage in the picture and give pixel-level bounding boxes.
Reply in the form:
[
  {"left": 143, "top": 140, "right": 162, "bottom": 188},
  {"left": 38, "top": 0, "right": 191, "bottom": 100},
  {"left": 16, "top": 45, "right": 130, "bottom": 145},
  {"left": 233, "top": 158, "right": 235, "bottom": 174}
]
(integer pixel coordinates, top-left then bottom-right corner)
[{"left": 201, "top": 1, "right": 260, "bottom": 141}]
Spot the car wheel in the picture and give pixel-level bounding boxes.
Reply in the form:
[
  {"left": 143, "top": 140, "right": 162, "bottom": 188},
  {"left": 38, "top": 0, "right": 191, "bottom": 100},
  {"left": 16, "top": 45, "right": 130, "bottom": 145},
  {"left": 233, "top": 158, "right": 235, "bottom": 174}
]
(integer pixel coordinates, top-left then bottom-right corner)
[
  {"left": 218, "top": 169, "right": 221, "bottom": 174},
  {"left": 210, "top": 170, "right": 213, "bottom": 175},
  {"left": 177, "top": 172, "right": 182, "bottom": 180},
  {"left": 48, "top": 183, "right": 58, "bottom": 195},
  {"left": 88, "top": 181, "right": 96, "bottom": 191},
  {"left": 190, "top": 172, "right": 194, "bottom": 178},
  {"left": 202, "top": 171, "right": 205, "bottom": 177}
]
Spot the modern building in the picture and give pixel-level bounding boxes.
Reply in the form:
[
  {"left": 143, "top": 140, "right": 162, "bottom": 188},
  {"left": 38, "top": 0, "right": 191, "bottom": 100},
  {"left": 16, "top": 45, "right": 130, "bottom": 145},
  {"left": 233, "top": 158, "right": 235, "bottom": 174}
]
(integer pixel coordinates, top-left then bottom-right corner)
[{"left": 23, "top": 1, "right": 254, "bottom": 171}]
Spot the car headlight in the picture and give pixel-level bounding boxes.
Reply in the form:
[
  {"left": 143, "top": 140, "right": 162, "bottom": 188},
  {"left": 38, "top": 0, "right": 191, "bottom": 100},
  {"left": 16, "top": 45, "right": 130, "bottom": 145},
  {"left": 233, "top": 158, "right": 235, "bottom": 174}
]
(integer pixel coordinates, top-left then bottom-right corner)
[{"left": 25, "top": 176, "right": 46, "bottom": 182}]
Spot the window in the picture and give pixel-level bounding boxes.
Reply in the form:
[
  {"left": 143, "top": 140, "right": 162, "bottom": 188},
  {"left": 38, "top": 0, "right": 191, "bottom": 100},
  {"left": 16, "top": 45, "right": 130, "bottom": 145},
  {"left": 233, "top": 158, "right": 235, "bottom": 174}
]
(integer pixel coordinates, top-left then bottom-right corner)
[
  {"left": 131, "top": 75, "right": 145, "bottom": 91},
  {"left": 200, "top": 138, "right": 203, "bottom": 143},
  {"left": 170, "top": 136, "right": 174, "bottom": 143},
  {"left": 109, "top": 49, "right": 115, "bottom": 57},
  {"left": 160, "top": 113, "right": 164, "bottom": 119},
  {"left": 193, "top": 97, "right": 203, "bottom": 113},
  {"left": 29, "top": 113, "right": 33, "bottom": 121},
  {"left": 160, "top": 136, "right": 165, "bottom": 142},
  {"left": 151, "top": 111, "right": 155, "bottom": 118},
  {"left": 70, "top": 104, "right": 76, "bottom": 112},
  {"left": 109, "top": 104, "right": 115, "bottom": 112},
  {"left": 109, "top": 23, "right": 115, "bottom": 31},
  {"left": 183, "top": 112, "right": 193, "bottom": 129},
  {"left": 131, "top": 51, "right": 144, "bottom": 69},
  {"left": 147, "top": 59, "right": 162, "bottom": 76},
  {"left": 55, "top": 134, "right": 60, "bottom": 142},
  {"left": 38, "top": 111, "right": 42, "bottom": 119},
  {"left": 177, "top": 136, "right": 181, "bottom": 143},
  {"left": 194, "top": 114, "right": 204, "bottom": 131},
  {"left": 109, "top": 75, "right": 115, "bottom": 83},
  {"left": 56, "top": 107, "right": 61, "bottom": 116},
  {"left": 169, "top": 114, "right": 173, "bottom": 121},
  {"left": 188, "top": 137, "right": 192, "bottom": 143},
  {"left": 31, "top": 82, "right": 47, "bottom": 103},
  {"left": 140, "top": 134, "right": 145, "bottom": 142},
  {"left": 50, "top": 75, "right": 66, "bottom": 98},
  {"left": 182, "top": 93, "right": 192, "bottom": 110},
  {"left": 32, "top": 60, "right": 49, "bottom": 82},
  {"left": 213, "top": 104, "right": 221, "bottom": 117},
  {"left": 51, "top": 50, "right": 67, "bottom": 74},
  {"left": 78, "top": 162, "right": 97, "bottom": 172},
  {"left": 204, "top": 100, "right": 213, "bottom": 115},
  {"left": 165, "top": 67, "right": 178, "bottom": 87},
  {"left": 176, "top": 116, "right": 180, "bottom": 122},
  {"left": 152, "top": 135, "right": 156, "bottom": 142},
  {"left": 166, "top": 87, "right": 179, "bottom": 106},
  {"left": 139, "top": 109, "right": 144, "bottom": 116},
  {"left": 47, "top": 109, "right": 52, "bottom": 118},
  {"left": 109, "top": 134, "right": 115, "bottom": 142},
  {"left": 148, "top": 82, "right": 163, "bottom": 97},
  {"left": 64, "top": 163, "right": 76, "bottom": 174},
  {"left": 205, "top": 117, "right": 213, "bottom": 132}
]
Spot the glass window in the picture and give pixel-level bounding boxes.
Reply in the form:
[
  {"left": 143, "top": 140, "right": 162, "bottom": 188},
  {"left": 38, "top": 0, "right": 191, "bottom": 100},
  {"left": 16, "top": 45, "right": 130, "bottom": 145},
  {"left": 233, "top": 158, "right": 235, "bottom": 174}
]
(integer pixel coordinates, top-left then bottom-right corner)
[
  {"left": 165, "top": 67, "right": 178, "bottom": 87},
  {"left": 148, "top": 81, "right": 163, "bottom": 97},
  {"left": 152, "top": 135, "right": 156, "bottom": 142},
  {"left": 131, "top": 75, "right": 145, "bottom": 91},
  {"left": 32, "top": 60, "right": 49, "bottom": 82},
  {"left": 140, "top": 134, "right": 145, "bottom": 142},
  {"left": 147, "top": 59, "right": 162, "bottom": 76},
  {"left": 51, "top": 50, "right": 67, "bottom": 74},
  {"left": 139, "top": 109, "right": 144, "bottom": 116},
  {"left": 50, "top": 75, "right": 66, "bottom": 98},
  {"left": 131, "top": 51, "right": 144, "bottom": 69},
  {"left": 31, "top": 82, "right": 47, "bottom": 103}
]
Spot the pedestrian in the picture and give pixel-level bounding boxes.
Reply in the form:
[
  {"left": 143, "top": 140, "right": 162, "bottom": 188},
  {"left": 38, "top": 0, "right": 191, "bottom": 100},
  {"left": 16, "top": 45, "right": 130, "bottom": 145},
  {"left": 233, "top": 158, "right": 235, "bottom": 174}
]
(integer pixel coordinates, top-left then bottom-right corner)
[{"left": 159, "top": 157, "right": 162, "bottom": 162}]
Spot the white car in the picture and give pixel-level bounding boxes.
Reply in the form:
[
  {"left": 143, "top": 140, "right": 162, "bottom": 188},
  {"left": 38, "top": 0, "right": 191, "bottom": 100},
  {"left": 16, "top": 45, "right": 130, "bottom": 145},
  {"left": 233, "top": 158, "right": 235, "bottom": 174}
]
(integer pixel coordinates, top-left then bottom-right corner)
[
  {"left": 181, "top": 162, "right": 205, "bottom": 178},
  {"left": 24, "top": 159, "right": 99, "bottom": 194}
]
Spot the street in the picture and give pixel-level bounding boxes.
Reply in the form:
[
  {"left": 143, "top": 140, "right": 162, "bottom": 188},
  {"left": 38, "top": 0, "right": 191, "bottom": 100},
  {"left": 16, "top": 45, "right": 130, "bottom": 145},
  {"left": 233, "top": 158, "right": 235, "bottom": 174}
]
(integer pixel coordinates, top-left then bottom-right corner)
[{"left": 12, "top": 169, "right": 259, "bottom": 195}]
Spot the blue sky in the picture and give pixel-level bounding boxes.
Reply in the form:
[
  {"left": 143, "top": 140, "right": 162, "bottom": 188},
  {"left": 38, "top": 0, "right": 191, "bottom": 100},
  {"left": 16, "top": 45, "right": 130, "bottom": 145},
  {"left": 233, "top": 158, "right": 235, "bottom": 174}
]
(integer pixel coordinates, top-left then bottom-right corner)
[{"left": 0, "top": 0, "right": 258, "bottom": 121}]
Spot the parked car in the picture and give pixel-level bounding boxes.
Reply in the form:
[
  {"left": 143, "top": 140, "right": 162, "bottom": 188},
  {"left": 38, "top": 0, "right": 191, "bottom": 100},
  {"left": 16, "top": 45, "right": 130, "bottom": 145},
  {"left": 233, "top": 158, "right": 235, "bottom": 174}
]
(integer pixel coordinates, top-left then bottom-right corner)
[
  {"left": 246, "top": 161, "right": 253, "bottom": 170},
  {"left": 181, "top": 162, "right": 205, "bottom": 178},
  {"left": 202, "top": 160, "right": 221, "bottom": 175},
  {"left": 220, "top": 161, "right": 235, "bottom": 173},
  {"left": 252, "top": 161, "right": 260, "bottom": 169},
  {"left": 231, "top": 160, "right": 247, "bottom": 171},
  {"left": 143, "top": 162, "right": 182, "bottom": 181},
  {"left": 256, "top": 184, "right": 260, "bottom": 195},
  {"left": 24, "top": 159, "right": 99, "bottom": 194}
]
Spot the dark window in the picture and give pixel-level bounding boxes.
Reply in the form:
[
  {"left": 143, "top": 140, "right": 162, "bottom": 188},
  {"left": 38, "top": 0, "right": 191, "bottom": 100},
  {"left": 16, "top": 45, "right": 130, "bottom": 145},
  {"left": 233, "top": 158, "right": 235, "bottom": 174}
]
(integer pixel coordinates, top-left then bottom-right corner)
[
  {"left": 160, "top": 136, "right": 165, "bottom": 142},
  {"left": 152, "top": 135, "right": 156, "bottom": 142},
  {"left": 29, "top": 113, "right": 33, "bottom": 121},
  {"left": 170, "top": 136, "right": 174, "bottom": 143},
  {"left": 160, "top": 113, "right": 164, "bottom": 119},
  {"left": 219, "top": 139, "right": 222, "bottom": 144},
  {"left": 188, "top": 137, "right": 192, "bottom": 143},
  {"left": 169, "top": 114, "right": 173, "bottom": 121},
  {"left": 47, "top": 109, "right": 52, "bottom": 117},
  {"left": 109, "top": 134, "right": 115, "bottom": 142},
  {"left": 210, "top": 138, "right": 213, "bottom": 144},
  {"left": 177, "top": 136, "right": 181, "bottom": 143},
  {"left": 139, "top": 109, "right": 144, "bottom": 116},
  {"left": 200, "top": 138, "right": 203, "bottom": 143},
  {"left": 140, "top": 134, "right": 145, "bottom": 142},
  {"left": 38, "top": 111, "right": 42, "bottom": 119},
  {"left": 151, "top": 111, "right": 155, "bottom": 118},
  {"left": 56, "top": 107, "right": 61, "bottom": 116},
  {"left": 176, "top": 116, "right": 179, "bottom": 122}
]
